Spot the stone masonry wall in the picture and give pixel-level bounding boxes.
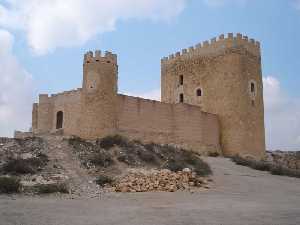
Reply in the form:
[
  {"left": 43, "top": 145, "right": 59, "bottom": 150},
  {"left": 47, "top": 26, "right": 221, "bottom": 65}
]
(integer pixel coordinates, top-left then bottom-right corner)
[
  {"left": 117, "top": 94, "right": 220, "bottom": 154},
  {"left": 34, "top": 89, "right": 82, "bottom": 136},
  {"left": 161, "top": 33, "right": 265, "bottom": 159}
]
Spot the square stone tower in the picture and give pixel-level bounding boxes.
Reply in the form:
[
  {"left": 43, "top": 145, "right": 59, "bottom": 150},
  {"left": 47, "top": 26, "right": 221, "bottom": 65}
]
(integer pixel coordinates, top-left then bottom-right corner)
[
  {"left": 161, "top": 33, "right": 265, "bottom": 159},
  {"left": 79, "top": 50, "right": 118, "bottom": 139}
]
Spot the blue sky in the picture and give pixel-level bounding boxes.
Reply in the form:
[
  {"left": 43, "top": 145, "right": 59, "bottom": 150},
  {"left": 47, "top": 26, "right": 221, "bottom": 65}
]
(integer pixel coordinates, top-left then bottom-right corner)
[{"left": 0, "top": 0, "right": 299, "bottom": 150}]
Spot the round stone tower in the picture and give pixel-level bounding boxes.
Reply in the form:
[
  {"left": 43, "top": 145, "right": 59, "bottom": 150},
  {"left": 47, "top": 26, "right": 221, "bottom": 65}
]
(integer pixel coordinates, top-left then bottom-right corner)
[
  {"left": 79, "top": 50, "right": 118, "bottom": 139},
  {"left": 161, "top": 33, "right": 266, "bottom": 159}
]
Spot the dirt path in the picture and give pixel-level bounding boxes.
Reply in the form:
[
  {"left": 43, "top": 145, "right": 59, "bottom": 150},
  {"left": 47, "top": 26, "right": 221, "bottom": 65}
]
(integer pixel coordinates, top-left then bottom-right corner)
[
  {"left": 0, "top": 157, "right": 300, "bottom": 225},
  {"left": 44, "top": 136, "right": 99, "bottom": 197}
]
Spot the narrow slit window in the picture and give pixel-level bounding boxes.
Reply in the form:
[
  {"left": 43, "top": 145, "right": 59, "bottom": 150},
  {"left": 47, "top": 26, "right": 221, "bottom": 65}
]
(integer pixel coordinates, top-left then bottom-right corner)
[
  {"left": 251, "top": 82, "right": 255, "bottom": 93},
  {"left": 179, "top": 75, "right": 183, "bottom": 85},
  {"left": 196, "top": 88, "right": 202, "bottom": 97},
  {"left": 56, "top": 111, "right": 63, "bottom": 129},
  {"left": 180, "top": 93, "right": 184, "bottom": 103}
]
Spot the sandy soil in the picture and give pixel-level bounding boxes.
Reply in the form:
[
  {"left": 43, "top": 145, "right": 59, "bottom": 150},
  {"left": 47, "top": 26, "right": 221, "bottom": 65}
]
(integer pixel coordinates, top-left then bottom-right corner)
[{"left": 0, "top": 157, "right": 299, "bottom": 225}]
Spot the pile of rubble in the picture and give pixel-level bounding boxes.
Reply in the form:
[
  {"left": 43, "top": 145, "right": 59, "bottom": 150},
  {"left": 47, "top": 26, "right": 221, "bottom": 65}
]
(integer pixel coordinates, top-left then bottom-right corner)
[{"left": 113, "top": 168, "right": 211, "bottom": 193}]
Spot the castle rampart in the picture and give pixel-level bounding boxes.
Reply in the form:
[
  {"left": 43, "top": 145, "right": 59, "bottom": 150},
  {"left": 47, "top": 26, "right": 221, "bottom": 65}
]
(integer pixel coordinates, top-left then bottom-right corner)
[
  {"left": 117, "top": 94, "right": 220, "bottom": 152},
  {"left": 30, "top": 33, "right": 266, "bottom": 159},
  {"left": 161, "top": 33, "right": 260, "bottom": 65},
  {"left": 161, "top": 33, "right": 265, "bottom": 159}
]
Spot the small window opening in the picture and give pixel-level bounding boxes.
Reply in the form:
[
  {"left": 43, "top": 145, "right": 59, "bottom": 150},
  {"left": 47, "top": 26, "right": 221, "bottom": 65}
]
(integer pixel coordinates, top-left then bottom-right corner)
[
  {"left": 96, "top": 59, "right": 99, "bottom": 62},
  {"left": 196, "top": 88, "right": 202, "bottom": 97},
  {"left": 179, "top": 75, "right": 183, "bottom": 85},
  {"left": 56, "top": 111, "right": 63, "bottom": 129},
  {"left": 251, "top": 82, "right": 255, "bottom": 93},
  {"left": 86, "top": 61, "right": 90, "bottom": 64},
  {"left": 179, "top": 93, "right": 184, "bottom": 103},
  {"left": 251, "top": 100, "right": 255, "bottom": 107},
  {"left": 107, "top": 61, "right": 111, "bottom": 63}
]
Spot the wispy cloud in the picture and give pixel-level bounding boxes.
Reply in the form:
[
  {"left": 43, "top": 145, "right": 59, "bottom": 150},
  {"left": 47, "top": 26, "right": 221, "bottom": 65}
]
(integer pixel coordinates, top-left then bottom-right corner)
[
  {"left": 263, "top": 76, "right": 300, "bottom": 150},
  {"left": 202, "top": 0, "right": 248, "bottom": 7},
  {"left": 0, "top": 0, "right": 186, "bottom": 55},
  {"left": 0, "top": 29, "right": 34, "bottom": 137}
]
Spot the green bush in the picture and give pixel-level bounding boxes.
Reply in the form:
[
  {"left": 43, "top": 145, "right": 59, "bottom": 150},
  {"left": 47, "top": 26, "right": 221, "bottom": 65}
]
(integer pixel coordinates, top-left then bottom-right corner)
[
  {"left": 208, "top": 152, "right": 220, "bottom": 157},
  {"left": 89, "top": 151, "right": 114, "bottom": 168},
  {"left": 36, "top": 183, "right": 69, "bottom": 194},
  {"left": 0, "top": 176, "right": 21, "bottom": 194},
  {"left": 1, "top": 155, "right": 48, "bottom": 175},
  {"left": 95, "top": 175, "right": 114, "bottom": 187},
  {"left": 231, "top": 155, "right": 272, "bottom": 172},
  {"left": 270, "top": 166, "right": 300, "bottom": 178},
  {"left": 117, "top": 153, "right": 136, "bottom": 165},
  {"left": 2, "top": 159, "right": 35, "bottom": 174},
  {"left": 232, "top": 155, "right": 300, "bottom": 178},
  {"left": 143, "top": 142, "right": 160, "bottom": 152},
  {"left": 137, "top": 149, "right": 157, "bottom": 164},
  {"left": 98, "top": 135, "right": 131, "bottom": 150},
  {"left": 164, "top": 150, "right": 212, "bottom": 176}
]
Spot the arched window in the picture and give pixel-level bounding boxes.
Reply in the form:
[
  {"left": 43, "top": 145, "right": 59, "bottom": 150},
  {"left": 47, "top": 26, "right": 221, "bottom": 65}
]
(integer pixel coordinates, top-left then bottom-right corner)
[
  {"left": 179, "top": 93, "right": 184, "bottom": 103},
  {"left": 196, "top": 88, "right": 202, "bottom": 97},
  {"left": 56, "top": 111, "right": 63, "bottom": 129}
]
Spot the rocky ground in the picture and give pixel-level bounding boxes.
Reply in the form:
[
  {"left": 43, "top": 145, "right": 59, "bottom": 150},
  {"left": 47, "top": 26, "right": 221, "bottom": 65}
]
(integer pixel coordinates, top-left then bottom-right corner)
[
  {"left": 0, "top": 135, "right": 213, "bottom": 197},
  {"left": 266, "top": 150, "right": 300, "bottom": 170},
  {"left": 1, "top": 157, "right": 299, "bottom": 225}
]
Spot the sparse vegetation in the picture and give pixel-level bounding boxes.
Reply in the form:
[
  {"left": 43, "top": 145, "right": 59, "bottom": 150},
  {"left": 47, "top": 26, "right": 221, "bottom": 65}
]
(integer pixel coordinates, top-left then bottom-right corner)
[
  {"left": 1, "top": 155, "right": 48, "bottom": 175},
  {"left": 0, "top": 176, "right": 21, "bottom": 194},
  {"left": 231, "top": 155, "right": 272, "bottom": 171},
  {"left": 164, "top": 148, "right": 212, "bottom": 176},
  {"left": 232, "top": 155, "right": 300, "bottom": 178},
  {"left": 35, "top": 183, "right": 69, "bottom": 194},
  {"left": 98, "top": 135, "right": 131, "bottom": 150},
  {"left": 95, "top": 175, "right": 114, "bottom": 187},
  {"left": 68, "top": 135, "right": 212, "bottom": 177},
  {"left": 88, "top": 151, "right": 114, "bottom": 167},
  {"left": 270, "top": 166, "right": 300, "bottom": 178},
  {"left": 296, "top": 151, "right": 300, "bottom": 160},
  {"left": 208, "top": 152, "right": 220, "bottom": 157}
]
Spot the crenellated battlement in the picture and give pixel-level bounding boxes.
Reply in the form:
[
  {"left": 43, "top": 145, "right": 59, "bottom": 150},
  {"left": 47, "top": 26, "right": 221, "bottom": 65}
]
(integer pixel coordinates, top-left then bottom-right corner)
[
  {"left": 161, "top": 33, "right": 261, "bottom": 64},
  {"left": 84, "top": 50, "right": 117, "bottom": 64}
]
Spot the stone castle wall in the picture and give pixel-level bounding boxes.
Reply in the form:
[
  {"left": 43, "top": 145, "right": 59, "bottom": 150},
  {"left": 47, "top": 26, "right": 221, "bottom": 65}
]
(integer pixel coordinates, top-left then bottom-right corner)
[
  {"left": 33, "top": 89, "right": 82, "bottom": 136},
  {"left": 117, "top": 94, "right": 220, "bottom": 153},
  {"left": 31, "top": 33, "right": 266, "bottom": 159},
  {"left": 161, "top": 33, "right": 265, "bottom": 159}
]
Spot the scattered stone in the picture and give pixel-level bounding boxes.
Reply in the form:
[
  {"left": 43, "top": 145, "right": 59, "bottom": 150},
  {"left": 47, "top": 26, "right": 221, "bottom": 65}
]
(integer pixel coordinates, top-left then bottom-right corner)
[
  {"left": 266, "top": 151, "right": 300, "bottom": 170},
  {"left": 113, "top": 168, "right": 211, "bottom": 193}
]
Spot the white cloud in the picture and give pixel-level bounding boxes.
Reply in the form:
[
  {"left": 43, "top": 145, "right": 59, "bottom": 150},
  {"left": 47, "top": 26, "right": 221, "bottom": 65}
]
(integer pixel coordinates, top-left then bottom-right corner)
[
  {"left": 0, "top": 29, "right": 34, "bottom": 137},
  {"left": 263, "top": 76, "right": 300, "bottom": 150},
  {"left": 0, "top": 0, "right": 186, "bottom": 55},
  {"left": 202, "top": 0, "right": 248, "bottom": 7}
]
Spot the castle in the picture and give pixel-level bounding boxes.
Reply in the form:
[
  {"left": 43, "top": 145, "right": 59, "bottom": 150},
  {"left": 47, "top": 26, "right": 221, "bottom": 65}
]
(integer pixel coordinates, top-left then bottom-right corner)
[{"left": 30, "top": 33, "right": 266, "bottom": 159}]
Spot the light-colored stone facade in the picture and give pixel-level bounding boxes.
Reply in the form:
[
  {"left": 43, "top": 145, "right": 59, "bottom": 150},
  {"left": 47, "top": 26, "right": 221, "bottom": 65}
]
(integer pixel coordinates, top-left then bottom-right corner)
[
  {"left": 31, "top": 33, "right": 266, "bottom": 158},
  {"left": 161, "top": 33, "right": 265, "bottom": 159}
]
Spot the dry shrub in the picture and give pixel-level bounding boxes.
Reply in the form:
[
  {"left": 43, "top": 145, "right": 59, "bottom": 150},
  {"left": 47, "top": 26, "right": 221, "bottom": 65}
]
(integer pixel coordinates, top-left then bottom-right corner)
[
  {"left": 95, "top": 175, "right": 114, "bottom": 187},
  {"left": 0, "top": 176, "right": 21, "bottom": 194},
  {"left": 36, "top": 183, "right": 69, "bottom": 194}
]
